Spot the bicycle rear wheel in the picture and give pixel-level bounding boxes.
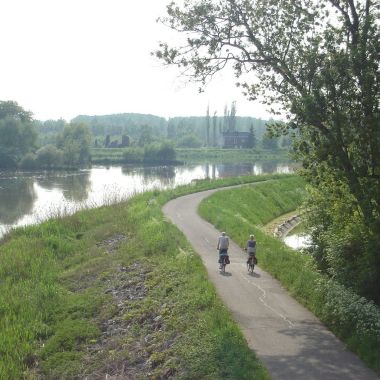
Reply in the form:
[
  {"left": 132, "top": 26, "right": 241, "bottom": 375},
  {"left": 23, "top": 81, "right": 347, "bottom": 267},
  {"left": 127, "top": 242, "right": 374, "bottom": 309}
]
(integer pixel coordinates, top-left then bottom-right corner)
[{"left": 248, "top": 258, "right": 254, "bottom": 273}]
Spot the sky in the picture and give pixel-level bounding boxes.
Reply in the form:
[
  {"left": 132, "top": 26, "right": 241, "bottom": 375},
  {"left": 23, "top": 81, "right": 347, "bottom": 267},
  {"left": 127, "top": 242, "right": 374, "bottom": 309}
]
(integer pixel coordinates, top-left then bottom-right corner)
[{"left": 0, "top": 0, "right": 272, "bottom": 122}]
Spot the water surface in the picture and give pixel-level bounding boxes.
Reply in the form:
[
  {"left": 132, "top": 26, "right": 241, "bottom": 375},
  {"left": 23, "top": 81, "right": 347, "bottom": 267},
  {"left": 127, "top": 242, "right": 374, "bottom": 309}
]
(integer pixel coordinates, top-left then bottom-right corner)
[
  {"left": 283, "top": 234, "right": 311, "bottom": 250},
  {"left": 0, "top": 162, "right": 295, "bottom": 238}
]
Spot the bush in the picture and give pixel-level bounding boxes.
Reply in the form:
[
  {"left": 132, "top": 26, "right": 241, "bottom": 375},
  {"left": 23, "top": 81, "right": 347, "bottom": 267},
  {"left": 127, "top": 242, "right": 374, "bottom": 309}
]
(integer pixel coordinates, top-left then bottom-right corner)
[
  {"left": 177, "top": 134, "right": 203, "bottom": 148},
  {"left": 0, "top": 145, "right": 18, "bottom": 168},
  {"left": 19, "top": 153, "right": 37, "bottom": 169},
  {"left": 123, "top": 147, "right": 144, "bottom": 163},
  {"left": 144, "top": 141, "right": 176, "bottom": 163},
  {"left": 36, "top": 144, "right": 64, "bottom": 168}
]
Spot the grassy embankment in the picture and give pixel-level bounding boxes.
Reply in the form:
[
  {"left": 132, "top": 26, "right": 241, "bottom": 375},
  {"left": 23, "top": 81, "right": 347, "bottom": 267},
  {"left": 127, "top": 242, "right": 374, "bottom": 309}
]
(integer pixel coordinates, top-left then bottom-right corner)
[
  {"left": 0, "top": 174, "right": 290, "bottom": 379},
  {"left": 91, "top": 147, "right": 291, "bottom": 165},
  {"left": 176, "top": 148, "right": 291, "bottom": 163},
  {"left": 199, "top": 178, "right": 380, "bottom": 374}
]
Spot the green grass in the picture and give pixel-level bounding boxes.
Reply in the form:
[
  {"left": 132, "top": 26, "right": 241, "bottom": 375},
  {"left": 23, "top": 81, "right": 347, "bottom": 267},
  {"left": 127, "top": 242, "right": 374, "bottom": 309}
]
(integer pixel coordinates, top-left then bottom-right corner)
[
  {"left": 176, "top": 147, "right": 291, "bottom": 163},
  {"left": 91, "top": 147, "right": 126, "bottom": 163},
  {"left": 91, "top": 146, "right": 291, "bottom": 164},
  {"left": 198, "top": 178, "right": 380, "bottom": 375},
  {"left": 1, "top": 175, "right": 284, "bottom": 379}
]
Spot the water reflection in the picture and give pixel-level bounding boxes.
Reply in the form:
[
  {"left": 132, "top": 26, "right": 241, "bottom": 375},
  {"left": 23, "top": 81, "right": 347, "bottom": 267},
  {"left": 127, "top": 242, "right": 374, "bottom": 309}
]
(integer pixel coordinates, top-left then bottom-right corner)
[
  {"left": 284, "top": 234, "right": 311, "bottom": 250},
  {"left": 35, "top": 171, "right": 91, "bottom": 202},
  {"left": 0, "top": 178, "right": 36, "bottom": 224},
  {"left": 121, "top": 166, "right": 176, "bottom": 187},
  {"left": 0, "top": 162, "right": 295, "bottom": 239}
]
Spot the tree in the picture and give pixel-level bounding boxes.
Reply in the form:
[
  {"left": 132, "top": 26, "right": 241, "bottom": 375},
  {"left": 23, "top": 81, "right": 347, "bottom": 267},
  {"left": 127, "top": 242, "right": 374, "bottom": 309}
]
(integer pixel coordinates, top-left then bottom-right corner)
[
  {"left": 156, "top": 0, "right": 379, "bottom": 220},
  {"left": 58, "top": 123, "right": 92, "bottom": 166},
  {"left": 206, "top": 104, "right": 210, "bottom": 146},
  {"left": 105, "top": 135, "right": 111, "bottom": 147},
  {"left": 0, "top": 101, "right": 36, "bottom": 168},
  {"left": 167, "top": 118, "right": 177, "bottom": 139},
  {"left": 247, "top": 125, "right": 257, "bottom": 149},
  {"left": 212, "top": 111, "right": 218, "bottom": 146},
  {"left": 143, "top": 141, "right": 176, "bottom": 163},
  {"left": 223, "top": 105, "right": 228, "bottom": 132},
  {"left": 138, "top": 125, "right": 153, "bottom": 147},
  {"left": 156, "top": 0, "right": 380, "bottom": 301},
  {"left": 0, "top": 100, "right": 33, "bottom": 122},
  {"left": 35, "top": 144, "right": 64, "bottom": 168},
  {"left": 177, "top": 133, "right": 203, "bottom": 148},
  {"left": 262, "top": 134, "right": 279, "bottom": 150},
  {"left": 228, "top": 101, "right": 237, "bottom": 132}
]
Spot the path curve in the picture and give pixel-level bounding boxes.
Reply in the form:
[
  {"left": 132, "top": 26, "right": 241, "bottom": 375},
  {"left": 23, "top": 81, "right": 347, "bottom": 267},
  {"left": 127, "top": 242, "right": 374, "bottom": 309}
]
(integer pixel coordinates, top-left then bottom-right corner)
[{"left": 163, "top": 186, "right": 379, "bottom": 380}]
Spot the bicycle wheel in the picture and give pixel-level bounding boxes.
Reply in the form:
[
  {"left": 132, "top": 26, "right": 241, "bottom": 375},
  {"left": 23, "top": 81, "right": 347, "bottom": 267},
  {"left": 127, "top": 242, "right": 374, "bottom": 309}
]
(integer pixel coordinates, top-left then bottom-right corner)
[
  {"left": 248, "top": 258, "right": 254, "bottom": 273},
  {"left": 222, "top": 258, "right": 226, "bottom": 272}
]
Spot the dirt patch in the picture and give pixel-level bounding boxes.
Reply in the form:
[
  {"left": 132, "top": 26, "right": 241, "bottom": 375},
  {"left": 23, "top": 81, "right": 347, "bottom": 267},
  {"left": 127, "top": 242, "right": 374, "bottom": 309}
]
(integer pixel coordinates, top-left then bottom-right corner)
[
  {"left": 96, "top": 235, "right": 127, "bottom": 254},
  {"left": 82, "top": 262, "right": 179, "bottom": 380}
]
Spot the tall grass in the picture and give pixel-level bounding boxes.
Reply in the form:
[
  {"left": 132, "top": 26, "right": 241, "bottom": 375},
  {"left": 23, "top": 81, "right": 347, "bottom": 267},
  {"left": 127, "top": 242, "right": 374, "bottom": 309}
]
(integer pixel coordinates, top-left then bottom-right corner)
[{"left": 198, "top": 178, "right": 380, "bottom": 374}]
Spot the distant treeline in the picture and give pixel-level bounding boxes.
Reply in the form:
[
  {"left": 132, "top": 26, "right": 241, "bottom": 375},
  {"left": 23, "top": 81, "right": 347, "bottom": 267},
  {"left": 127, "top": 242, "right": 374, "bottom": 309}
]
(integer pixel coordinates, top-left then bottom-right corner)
[
  {"left": 1, "top": 100, "right": 288, "bottom": 170},
  {"left": 71, "top": 113, "right": 168, "bottom": 139},
  {"left": 64, "top": 113, "right": 278, "bottom": 149},
  {"left": 168, "top": 115, "right": 268, "bottom": 141}
]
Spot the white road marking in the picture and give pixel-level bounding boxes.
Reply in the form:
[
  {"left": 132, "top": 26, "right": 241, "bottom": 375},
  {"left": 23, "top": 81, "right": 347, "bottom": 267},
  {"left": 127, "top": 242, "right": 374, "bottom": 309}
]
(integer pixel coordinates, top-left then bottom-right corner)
[{"left": 240, "top": 264, "right": 294, "bottom": 327}]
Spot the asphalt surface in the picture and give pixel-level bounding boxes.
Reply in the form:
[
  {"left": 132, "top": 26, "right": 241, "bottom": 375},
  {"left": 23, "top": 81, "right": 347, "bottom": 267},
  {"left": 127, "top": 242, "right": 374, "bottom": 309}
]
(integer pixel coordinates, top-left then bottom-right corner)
[{"left": 163, "top": 187, "right": 379, "bottom": 380}]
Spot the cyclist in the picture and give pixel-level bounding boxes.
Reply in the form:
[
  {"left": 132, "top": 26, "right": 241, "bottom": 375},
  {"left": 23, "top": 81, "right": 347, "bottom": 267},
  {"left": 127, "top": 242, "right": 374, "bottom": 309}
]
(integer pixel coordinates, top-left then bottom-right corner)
[
  {"left": 245, "top": 234, "right": 257, "bottom": 266},
  {"left": 217, "top": 231, "right": 229, "bottom": 268}
]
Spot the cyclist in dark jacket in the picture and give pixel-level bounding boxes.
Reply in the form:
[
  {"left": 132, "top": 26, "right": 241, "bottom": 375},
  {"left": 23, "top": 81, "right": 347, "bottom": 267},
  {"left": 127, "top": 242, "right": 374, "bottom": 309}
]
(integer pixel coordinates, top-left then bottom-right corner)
[{"left": 245, "top": 234, "right": 257, "bottom": 265}]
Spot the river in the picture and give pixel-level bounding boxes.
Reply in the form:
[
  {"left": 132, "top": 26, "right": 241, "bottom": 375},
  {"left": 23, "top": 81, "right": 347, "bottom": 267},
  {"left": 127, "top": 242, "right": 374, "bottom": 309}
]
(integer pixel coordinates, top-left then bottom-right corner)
[{"left": 0, "top": 162, "right": 294, "bottom": 239}]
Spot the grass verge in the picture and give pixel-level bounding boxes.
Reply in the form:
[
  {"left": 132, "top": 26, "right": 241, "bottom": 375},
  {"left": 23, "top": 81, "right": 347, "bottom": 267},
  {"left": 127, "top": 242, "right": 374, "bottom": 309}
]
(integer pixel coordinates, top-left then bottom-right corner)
[
  {"left": 198, "top": 178, "right": 380, "bottom": 374},
  {"left": 175, "top": 148, "right": 291, "bottom": 164},
  {"left": 90, "top": 147, "right": 291, "bottom": 165},
  {"left": 0, "top": 175, "right": 286, "bottom": 379}
]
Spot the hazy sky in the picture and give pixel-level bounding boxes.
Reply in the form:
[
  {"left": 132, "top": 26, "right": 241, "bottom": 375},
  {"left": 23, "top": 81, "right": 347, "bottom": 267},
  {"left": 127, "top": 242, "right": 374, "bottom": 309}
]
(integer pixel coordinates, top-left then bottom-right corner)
[{"left": 0, "top": 0, "right": 271, "bottom": 121}]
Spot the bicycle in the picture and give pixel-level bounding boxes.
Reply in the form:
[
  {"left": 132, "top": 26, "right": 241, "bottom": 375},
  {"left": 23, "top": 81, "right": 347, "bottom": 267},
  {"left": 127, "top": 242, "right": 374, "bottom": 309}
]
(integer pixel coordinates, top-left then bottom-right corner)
[
  {"left": 247, "top": 255, "right": 257, "bottom": 273},
  {"left": 219, "top": 254, "right": 229, "bottom": 273}
]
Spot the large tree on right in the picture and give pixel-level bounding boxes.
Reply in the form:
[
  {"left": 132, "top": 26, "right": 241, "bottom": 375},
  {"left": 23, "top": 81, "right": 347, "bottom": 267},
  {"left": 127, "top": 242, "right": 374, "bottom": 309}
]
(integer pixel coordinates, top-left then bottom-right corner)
[{"left": 156, "top": 0, "right": 380, "bottom": 301}]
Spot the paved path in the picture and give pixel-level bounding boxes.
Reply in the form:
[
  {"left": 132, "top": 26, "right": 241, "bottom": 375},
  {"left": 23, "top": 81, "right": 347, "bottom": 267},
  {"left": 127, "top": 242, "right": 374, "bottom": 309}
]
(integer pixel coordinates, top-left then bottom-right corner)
[{"left": 163, "top": 187, "right": 379, "bottom": 380}]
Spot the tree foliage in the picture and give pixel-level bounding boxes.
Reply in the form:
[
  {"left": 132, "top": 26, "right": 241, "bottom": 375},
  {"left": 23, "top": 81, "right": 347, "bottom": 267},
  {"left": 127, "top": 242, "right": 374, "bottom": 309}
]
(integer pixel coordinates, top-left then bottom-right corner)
[
  {"left": 143, "top": 141, "right": 176, "bottom": 163},
  {"left": 177, "top": 133, "right": 203, "bottom": 147},
  {"left": 57, "top": 123, "right": 92, "bottom": 166},
  {"left": 156, "top": 0, "right": 380, "bottom": 301},
  {"left": 35, "top": 144, "right": 64, "bottom": 168},
  {"left": 247, "top": 125, "right": 257, "bottom": 149},
  {"left": 0, "top": 100, "right": 33, "bottom": 122},
  {"left": 0, "top": 101, "right": 36, "bottom": 168},
  {"left": 262, "top": 134, "right": 279, "bottom": 150}
]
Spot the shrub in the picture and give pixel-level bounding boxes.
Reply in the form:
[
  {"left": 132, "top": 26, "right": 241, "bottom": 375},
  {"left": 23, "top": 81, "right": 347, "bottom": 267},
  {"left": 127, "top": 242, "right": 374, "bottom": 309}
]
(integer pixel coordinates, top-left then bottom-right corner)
[
  {"left": 144, "top": 141, "right": 176, "bottom": 163},
  {"left": 177, "top": 134, "right": 203, "bottom": 148},
  {"left": 36, "top": 144, "right": 64, "bottom": 168},
  {"left": 123, "top": 147, "right": 144, "bottom": 163},
  {"left": 19, "top": 153, "right": 37, "bottom": 169}
]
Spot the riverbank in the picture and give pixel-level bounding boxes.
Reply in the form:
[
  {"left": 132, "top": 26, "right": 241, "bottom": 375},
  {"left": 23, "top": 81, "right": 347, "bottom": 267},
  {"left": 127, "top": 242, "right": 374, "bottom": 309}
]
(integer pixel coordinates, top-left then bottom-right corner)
[
  {"left": 1, "top": 174, "right": 285, "bottom": 379},
  {"left": 90, "top": 147, "right": 292, "bottom": 165},
  {"left": 198, "top": 180, "right": 380, "bottom": 375},
  {"left": 176, "top": 147, "right": 291, "bottom": 163}
]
